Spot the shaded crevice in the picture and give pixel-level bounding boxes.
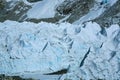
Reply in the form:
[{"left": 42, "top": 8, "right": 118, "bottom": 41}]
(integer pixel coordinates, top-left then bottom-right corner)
[
  {"left": 100, "top": 27, "right": 107, "bottom": 36},
  {"left": 80, "top": 47, "right": 91, "bottom": 67},
  {"left": 108, "top": 51, "right": 116, "bottom": 62},
  {"left": 27, "top": 0, "right": 42, "bottom": 3},
  {"left": 100, "top": 42, "right": 104, "bottom": 48},
  {"left": 42, "top": 42, "right": 48, "bottom": 52},
  {"left": 44, "top": 69, "right": 68, "bottom": 75}
]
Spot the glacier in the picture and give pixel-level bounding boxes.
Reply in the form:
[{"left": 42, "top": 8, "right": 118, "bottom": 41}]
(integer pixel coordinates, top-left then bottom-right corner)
[{"left": 0, "top": 20, "right": 120, "bottom": 79}]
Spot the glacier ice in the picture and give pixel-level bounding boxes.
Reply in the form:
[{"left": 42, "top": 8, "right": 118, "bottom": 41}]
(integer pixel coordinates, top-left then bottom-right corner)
[{"left": 0, "top": 20, "right": 120, "bottom": 79}]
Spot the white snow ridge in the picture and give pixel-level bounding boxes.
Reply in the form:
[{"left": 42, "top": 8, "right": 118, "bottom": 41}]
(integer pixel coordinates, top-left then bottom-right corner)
[{"left": 0, "top": 20, "right": 120, "bottom": 79}]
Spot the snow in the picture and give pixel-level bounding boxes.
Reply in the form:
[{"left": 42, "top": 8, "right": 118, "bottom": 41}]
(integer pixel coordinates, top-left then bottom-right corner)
[
  {"left": 0, "top": 20, "right": 120, "bottom": 79},
  {"left": 27, "top": 0, "right": 65, "bottom": 19},
  {"left": 74, "top": 6, "right": 106, "bottom": 24}
]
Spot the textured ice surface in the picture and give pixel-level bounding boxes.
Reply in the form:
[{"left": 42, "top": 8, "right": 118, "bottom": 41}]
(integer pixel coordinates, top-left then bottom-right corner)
[{"left": 0, "top": 21, "right": 120, "bottom": 79}]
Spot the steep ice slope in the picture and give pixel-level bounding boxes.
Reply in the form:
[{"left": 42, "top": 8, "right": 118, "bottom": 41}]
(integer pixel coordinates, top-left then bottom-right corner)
[{"left": 0, "top": 20, "right": 120, "bottom": 79}]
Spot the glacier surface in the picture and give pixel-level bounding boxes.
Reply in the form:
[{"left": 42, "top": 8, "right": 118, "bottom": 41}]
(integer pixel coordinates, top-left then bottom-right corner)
[{"left": 0, "top": 20, "right": 120, "bottom": 79}]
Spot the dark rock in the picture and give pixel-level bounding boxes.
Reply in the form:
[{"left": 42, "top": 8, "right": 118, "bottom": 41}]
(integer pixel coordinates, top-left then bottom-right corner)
[
  {"left": 93, "top": 0, "right": 120, "bottom": 27},
  {"left": 0, "top": 74, "right": 34, "bottom": 80},
  {"left": 0, "top": 1, "right": 31, "bottom": 22},
  {"left": 0, "top": 0, "right": 5, "bottom": 10},
  {"left": 26, "top": 15, "right": 64, "bottom": 23},
  {"left": 56, "top": 0, "right": 95, "bottom": 23}
]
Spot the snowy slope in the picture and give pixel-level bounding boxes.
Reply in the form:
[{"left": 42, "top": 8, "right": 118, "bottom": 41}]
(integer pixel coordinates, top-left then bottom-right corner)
[
  {"left": 27, "top": 0, "right": 65, "bottom": 19},
  {"left": 0, "top": 20, "right": 120, "bottom": 79}
]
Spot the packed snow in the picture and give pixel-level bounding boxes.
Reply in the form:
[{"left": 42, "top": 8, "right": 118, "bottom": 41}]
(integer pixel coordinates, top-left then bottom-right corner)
[{"left": 0, "top": 20, "right": 120, "bottom": 79}]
